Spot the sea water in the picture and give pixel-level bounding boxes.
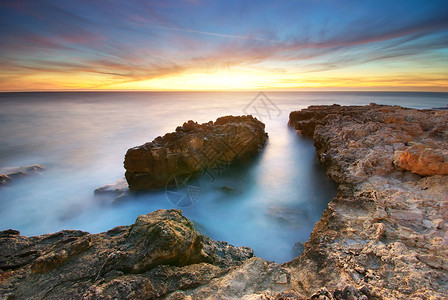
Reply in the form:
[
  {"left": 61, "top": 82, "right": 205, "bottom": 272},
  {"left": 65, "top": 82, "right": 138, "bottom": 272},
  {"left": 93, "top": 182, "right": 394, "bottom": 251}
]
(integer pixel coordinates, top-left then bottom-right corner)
[{"left": 0, "top": 91, "right": 446, "bottom": 262}]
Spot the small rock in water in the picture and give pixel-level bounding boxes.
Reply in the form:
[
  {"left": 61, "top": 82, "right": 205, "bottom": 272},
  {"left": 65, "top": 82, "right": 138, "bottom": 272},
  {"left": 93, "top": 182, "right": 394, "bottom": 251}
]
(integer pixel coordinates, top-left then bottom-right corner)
[
  {"left": 0, "top": 174, "right": 11, "bottom": 185},
  {"left": 219, "top": 185, "right": 235, "bottom": 193},
  {"left": 94, "top": 178, "right": 130, "bottom": 203},
  {"left": 0, "top": 164, "right": 45, "bottom": 185},
  {"left": 94, "top": 178, "right": 129, "bottom": 195}
]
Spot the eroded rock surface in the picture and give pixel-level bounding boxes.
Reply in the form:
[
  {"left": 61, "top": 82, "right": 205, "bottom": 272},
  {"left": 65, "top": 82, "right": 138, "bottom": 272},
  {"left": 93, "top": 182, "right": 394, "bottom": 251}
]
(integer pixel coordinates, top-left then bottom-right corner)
[
  {"left": 124, "top": 115, "right": 268, "bottom": 191},
  {"left": 287, "top": 104, "right": 448, "bottom": 299},
  {"left": 393, "top": 143, "right": 448, "bottom": 175},
  {"left": 0, "top": 209, "right": 255, "bottom": 299}
]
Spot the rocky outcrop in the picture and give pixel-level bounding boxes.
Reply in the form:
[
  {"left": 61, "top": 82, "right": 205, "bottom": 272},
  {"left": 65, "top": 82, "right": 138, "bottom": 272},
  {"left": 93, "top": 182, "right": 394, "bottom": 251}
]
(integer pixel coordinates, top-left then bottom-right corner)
[
  {"left": 0, "top": 165, "right": 44, "bottom": 185},
  {"left": 0, "top": 209, "right": 254, "bottom": 299},
  {"left": 124, "top": 115, "right": 268, "bottom": 191},
  {"left": 2, "top": 105, "right": 447, "bottom": 299},
  {"left": 287, "top": 104, "right": 448, "bottom": 299}
]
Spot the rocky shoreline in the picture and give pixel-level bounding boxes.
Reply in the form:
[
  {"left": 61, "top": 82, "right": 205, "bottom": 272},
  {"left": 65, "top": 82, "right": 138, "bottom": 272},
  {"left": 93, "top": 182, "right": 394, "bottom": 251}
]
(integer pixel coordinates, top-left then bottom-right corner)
[
  {"left": 1, "top": 105, "right": 447, "bottom": 299},
  {"left": 287, "top": 104, "right": 448, "bottom": 299}
]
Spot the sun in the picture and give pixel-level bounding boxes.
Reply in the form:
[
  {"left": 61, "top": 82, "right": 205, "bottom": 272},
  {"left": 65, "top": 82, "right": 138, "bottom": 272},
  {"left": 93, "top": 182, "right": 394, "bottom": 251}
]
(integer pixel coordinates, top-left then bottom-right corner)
[{"left": 100, "top": 67, "right": 304, "bottom": 91}]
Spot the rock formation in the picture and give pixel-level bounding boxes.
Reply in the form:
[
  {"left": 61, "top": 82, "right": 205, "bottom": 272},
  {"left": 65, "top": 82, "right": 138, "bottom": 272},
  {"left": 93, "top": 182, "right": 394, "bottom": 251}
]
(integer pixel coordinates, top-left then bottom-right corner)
[
  {"left": 2, "top": 105, "right": 447, "bottom": 299},
  {"left": 287, "top": 104, "right": 448, "bottom": 299},
  {"left": 124, "top": 115, "right": 268, "bottom": 191},
  {"left": 0, "top": 165, "right": 44, "bottom": 185},
  {"left": 0, "top": 209, "right": 255, "bottom": 299}
]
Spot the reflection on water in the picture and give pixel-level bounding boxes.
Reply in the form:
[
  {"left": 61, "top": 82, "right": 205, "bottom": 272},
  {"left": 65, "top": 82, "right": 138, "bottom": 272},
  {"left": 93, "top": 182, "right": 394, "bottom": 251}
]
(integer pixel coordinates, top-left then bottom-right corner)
[{"left": 0, "top": 91, "right": 446, "bottom": 262}]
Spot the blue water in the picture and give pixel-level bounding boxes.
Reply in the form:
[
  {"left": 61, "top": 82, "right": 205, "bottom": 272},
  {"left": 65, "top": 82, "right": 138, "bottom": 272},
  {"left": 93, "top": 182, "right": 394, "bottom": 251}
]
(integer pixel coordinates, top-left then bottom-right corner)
[{"left": 0, "top": 91, "right": 446, "bottom": 263}]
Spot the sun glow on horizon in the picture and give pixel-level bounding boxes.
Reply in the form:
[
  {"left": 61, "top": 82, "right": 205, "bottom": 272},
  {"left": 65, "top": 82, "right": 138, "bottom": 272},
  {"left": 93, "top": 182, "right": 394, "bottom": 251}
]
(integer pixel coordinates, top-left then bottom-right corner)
[
  {"left": 95, "top": 68, "right": 303, "bottom": 91},
  {"left": 2, "top": 67, "right": 447, "bottom": 92},
  {"left": 1, "top": 0, "right": 448, "bottom": 93}
]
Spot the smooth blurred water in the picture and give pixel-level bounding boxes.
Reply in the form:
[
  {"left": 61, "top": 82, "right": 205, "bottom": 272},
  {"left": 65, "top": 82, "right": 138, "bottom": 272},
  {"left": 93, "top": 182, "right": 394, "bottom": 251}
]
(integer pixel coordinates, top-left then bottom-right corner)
[{"left": 0, "top": 91, "right": 446, "bottom": 263}]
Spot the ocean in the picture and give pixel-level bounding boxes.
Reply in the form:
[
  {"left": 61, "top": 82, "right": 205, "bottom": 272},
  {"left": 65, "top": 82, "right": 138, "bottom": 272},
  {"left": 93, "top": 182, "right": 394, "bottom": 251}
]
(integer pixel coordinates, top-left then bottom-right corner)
[{"left": 0, "top": 91, "right": 447, "bottom": 263}]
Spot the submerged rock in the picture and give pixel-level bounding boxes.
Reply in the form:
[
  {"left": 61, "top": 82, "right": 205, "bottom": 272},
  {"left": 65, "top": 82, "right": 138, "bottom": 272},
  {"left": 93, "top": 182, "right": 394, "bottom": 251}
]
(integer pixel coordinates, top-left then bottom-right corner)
[
  {"left": 0, "top": 174, "right": 10, "bottom": 185},
  {"left": 124, "top": 115, "right": 268, "bottom": 191},
  {"left": 0, "top": 164, "right": 44, "bottom": 185},
  {"left": 94, "top": 178, "right": 129, "bottom": 195},
  {"left": 0, "top": 209, "right": 254, "bottom": 299},
  {"left": 287, "top": 104, "right": 448, "bottom": 299},
  {"left": 94, "top": 178, "right": 130, "bottom": 203}
]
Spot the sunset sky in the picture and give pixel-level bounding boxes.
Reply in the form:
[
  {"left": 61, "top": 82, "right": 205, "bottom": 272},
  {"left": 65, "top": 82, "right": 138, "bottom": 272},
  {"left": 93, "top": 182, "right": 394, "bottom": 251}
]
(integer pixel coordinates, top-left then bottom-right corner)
[{"left": 1, "top": 0, "right": 448, "bottom": 91}]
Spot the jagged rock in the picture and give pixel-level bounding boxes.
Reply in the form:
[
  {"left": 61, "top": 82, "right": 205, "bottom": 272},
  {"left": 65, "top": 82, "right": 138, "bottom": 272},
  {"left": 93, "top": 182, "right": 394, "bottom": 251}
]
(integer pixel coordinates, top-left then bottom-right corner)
[
  {"left": 287, "top": 104, "right": 448, "bottom": 299},
  {"left": 308, "top": 285, "right": 369, "bottom": 300},
  {"left": 393, "top": 143, "right": 448, "bottom": 175},
  {"left": 0, "top": 209, "right": 253, "bottom": 299},
  {"left": 164, "top": 257, "right": 295, "bottom": 299},
  {"left": 0, "top": 164, "right": 44, "bottom": 185},
  {"left": 289, "top": 104, "right": 448, "bottom": 183},
  {"left": 124, "top": 115, "right": 268, "bottom": 190}
]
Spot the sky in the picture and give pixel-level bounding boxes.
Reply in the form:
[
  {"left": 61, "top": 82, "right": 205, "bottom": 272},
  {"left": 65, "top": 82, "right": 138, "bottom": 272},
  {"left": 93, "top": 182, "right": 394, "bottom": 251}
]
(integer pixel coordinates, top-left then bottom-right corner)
[{"left": 1, "top": 0, "right": 448, "bottom": 92}]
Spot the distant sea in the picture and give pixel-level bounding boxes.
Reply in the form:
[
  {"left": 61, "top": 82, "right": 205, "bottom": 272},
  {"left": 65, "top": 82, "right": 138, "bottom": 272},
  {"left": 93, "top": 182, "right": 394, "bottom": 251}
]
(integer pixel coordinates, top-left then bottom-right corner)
[{"left": 0, "top": 91, "right": 447, "bottom": 263}]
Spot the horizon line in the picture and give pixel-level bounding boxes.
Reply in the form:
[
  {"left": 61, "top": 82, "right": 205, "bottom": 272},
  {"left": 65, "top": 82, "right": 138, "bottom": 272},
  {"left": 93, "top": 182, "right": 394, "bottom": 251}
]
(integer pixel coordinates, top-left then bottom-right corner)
[
  {"left": 0, "top": 86, "right": 448, "bottom": 93},
  {"left": 1, "top": 89, "right": 448, "bottom": 93}
]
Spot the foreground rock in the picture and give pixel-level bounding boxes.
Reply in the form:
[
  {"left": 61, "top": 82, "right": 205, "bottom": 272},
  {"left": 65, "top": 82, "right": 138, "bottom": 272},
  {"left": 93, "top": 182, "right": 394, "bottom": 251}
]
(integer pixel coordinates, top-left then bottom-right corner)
[
  {"left": 0, "top": 209, "right": 257, "bottom": 299},
  {"left": 0, "top": 165, "right": 44, "bottom": 185},
  {"left": 124, "top": 115, "right": 268, "bottom": 191},
  {"left": 287, "top": 104, "right": 448, "bottom": 299}
]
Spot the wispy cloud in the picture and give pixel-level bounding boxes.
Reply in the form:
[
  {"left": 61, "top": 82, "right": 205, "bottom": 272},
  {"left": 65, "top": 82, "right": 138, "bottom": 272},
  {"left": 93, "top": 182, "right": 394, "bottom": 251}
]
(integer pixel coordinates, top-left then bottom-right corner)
[
  {"left": 1, "top": 0, "right": 447, "bottom": 90},
  {"left": 135, "top": 22, "right": 282, "bottom": 44}
]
